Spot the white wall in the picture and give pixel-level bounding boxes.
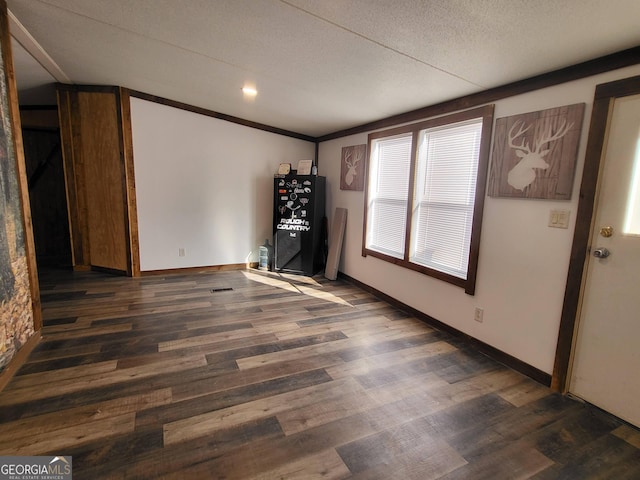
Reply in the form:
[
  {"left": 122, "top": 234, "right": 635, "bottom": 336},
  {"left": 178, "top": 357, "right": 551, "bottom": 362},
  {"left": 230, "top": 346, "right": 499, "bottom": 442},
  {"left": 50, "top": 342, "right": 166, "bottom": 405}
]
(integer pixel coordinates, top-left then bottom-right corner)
[
  {"left": 131, "top": 98, "right": 315, "bottom": 271},
  {"left": 319, "top": 65, "right": 640, "bottom": 375}
]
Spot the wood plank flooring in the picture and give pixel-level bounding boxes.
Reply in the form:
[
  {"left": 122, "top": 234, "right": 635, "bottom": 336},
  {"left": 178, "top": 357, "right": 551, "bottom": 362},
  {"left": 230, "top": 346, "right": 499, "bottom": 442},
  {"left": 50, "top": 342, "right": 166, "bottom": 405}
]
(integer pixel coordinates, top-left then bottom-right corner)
[{"left": 1, "top": 267, "right": 639, "bottom": 479}]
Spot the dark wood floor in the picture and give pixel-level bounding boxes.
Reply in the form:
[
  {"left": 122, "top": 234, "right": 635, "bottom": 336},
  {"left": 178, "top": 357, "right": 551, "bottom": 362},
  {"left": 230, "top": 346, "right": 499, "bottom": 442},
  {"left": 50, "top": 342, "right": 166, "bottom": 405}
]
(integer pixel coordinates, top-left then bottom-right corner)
[{"left": 1, "top": 268, "right": 639, "bottom": 479}]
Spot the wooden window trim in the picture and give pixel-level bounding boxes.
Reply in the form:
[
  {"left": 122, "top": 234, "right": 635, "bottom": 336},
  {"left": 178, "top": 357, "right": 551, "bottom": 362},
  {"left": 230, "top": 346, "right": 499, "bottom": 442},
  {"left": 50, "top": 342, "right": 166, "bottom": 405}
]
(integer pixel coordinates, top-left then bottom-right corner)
[{"left": 362, "top": 105, "right": 494, "bottom": 295}]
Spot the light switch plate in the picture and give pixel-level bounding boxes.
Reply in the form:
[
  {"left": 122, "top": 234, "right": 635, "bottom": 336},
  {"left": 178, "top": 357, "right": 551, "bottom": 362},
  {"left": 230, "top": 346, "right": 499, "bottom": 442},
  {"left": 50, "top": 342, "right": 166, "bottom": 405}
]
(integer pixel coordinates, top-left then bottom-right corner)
[{"left": 549, "top": 209, "right": 570, "bottom": 229}]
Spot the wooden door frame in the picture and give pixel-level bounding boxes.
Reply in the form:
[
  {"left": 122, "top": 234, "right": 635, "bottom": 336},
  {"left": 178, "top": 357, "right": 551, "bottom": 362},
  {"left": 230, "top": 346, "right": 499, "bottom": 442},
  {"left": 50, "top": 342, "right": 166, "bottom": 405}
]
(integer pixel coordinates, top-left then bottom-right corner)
[
  {"left": 552, "top": 75, "right": 640, "bottom": 391},
  {"left": 56, "top": 84, "right": 141, "bottom": 277}
]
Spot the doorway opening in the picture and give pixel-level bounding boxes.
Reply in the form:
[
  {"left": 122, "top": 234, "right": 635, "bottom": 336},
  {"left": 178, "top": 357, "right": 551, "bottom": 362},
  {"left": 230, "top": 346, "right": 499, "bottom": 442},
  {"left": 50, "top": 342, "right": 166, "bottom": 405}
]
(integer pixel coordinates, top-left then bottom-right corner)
[{"left": 20, "top": 106, "right": 72, "bottom": 271}]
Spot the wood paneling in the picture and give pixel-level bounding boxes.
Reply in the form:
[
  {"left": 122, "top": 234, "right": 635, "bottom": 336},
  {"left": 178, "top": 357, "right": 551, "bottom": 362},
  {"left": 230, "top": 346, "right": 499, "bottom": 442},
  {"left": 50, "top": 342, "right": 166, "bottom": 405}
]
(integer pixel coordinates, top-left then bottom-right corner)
[
  {"left": 78, "top": 91, "right": 128, "bottom": 272},
  {"left": 0, "top": 0, "right": 41, "bottom": 331},
  {"left": 0, "top": 267, "right": 637, "bottom": 478},
  {"left": 57, "top": 84, "right": 139, "bottom": 276}
]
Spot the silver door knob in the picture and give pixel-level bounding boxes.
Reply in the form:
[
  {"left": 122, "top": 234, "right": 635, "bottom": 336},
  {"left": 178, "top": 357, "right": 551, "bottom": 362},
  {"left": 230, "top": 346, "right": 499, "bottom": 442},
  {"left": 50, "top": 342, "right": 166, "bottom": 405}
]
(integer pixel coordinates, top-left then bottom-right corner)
[{"left": 593, "top": 247, "right": 610, "bottom": 258}]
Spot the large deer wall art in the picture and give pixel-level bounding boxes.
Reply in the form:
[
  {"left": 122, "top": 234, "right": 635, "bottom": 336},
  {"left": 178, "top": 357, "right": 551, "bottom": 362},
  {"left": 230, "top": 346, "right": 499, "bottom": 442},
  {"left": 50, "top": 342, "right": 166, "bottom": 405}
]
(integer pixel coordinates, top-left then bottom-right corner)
[{"left": 488, "top": 103, "right": 584, "bottom": 199}]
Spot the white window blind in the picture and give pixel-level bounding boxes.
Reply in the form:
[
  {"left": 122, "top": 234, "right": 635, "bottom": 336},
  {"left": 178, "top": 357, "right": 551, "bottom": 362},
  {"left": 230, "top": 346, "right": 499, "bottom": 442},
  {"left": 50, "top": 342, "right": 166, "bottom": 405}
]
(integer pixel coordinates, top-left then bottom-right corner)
[
  {"left": 366, "top": 134, "right": 412, "bottom": 258},
  {"left": 410, "top": 119, "right": 483, "bottom": 279}
]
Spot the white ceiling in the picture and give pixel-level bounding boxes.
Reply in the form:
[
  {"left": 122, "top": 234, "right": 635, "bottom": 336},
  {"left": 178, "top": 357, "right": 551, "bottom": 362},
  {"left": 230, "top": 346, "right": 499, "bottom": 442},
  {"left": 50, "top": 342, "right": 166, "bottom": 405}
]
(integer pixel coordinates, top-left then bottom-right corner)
[
  {"left": 11, "top": 39, "right": 57, "bottom": 105},
  {"left": 7, "top": 0, "right": 640, "bottom": 137}
]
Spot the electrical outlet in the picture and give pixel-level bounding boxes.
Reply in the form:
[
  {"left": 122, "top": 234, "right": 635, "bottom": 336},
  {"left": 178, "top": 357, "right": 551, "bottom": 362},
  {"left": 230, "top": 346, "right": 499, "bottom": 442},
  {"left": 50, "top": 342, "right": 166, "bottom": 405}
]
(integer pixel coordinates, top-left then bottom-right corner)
[
  {"left": 474, "top": 307, "right": 484, "bottom": 323},
  {"left": 178, "top": 248, "right": 185, "bottom": 257}
]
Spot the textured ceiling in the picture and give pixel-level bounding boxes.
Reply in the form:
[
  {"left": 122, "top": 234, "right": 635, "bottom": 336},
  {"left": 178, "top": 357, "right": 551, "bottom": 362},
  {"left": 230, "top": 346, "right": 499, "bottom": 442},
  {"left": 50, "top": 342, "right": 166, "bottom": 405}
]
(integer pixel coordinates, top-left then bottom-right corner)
[{"left": 7, "top": 0, "right": 640, "bottom": 137}]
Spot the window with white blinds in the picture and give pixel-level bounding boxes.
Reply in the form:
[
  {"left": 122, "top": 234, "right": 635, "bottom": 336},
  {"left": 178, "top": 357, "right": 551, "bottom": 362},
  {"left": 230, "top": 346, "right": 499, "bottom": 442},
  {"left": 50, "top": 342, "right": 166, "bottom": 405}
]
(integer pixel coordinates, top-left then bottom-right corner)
[
  {"left": 363, "top": 106, "right": 494, "bottom": 295},
  {"left": 410, "top": 119, "right": 483, "bottom": 278},
  {"left": 366, "top": 134, "right": 412, "bottom": 258}
]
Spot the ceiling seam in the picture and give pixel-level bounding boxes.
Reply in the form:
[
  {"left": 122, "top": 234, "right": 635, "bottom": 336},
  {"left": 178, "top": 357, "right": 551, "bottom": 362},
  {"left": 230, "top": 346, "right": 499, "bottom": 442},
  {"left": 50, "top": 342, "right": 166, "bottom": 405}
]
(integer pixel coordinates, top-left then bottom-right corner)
[
  {"left": 27, "top": 0, "right": 326, "bottom": 96},
  {"left": 31, "top": 0, "right": 484, "bottom": 90},
  {"left": 279, "top": 0, "right": 486, "bottom": 89},
  {"left": 30, "top": 0, "right": 247, "bottom": 71}
]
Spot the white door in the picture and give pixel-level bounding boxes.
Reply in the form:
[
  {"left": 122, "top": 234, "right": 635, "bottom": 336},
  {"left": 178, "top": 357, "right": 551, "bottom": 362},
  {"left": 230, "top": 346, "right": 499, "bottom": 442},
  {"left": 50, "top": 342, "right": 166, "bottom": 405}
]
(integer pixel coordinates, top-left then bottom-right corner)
[{"left": 570, "top": 93, "right": 640, "bottom": 427}]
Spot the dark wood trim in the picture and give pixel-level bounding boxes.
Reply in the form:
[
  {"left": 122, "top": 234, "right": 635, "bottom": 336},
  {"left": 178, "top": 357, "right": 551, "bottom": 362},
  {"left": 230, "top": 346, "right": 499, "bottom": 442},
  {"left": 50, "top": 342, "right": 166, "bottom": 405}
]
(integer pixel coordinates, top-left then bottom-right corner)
[
  {"left": 402, "top": 130, "right": 419, "bottom": 261},
  {"left": 119, "top": 88, "right": 141, "bottom": 277},
  {"left": 362, "top": 143, "right": 371, "bottom": 256},
  {"left": 362, "top": 249, "right": 468, "bottom": 289},
  {"left": 361, "top": 137, "right": 371, "bottom": 258},
  {"left": 0, "top": 331, "right": 40, "bottom": 392},
  {"left": 52, "top": 48, "right": 639, "bottom": 147},
  {"left": 339, "top": 272, "right": 551, "bottom": 386},
  {"left": 58, "top": 84, "right": 315, "bottom": 142},
  {"left": 56, "top": 88, "right": 84, "bottom": 267},
  {"left": 18, "top": 104, "right": 58, "bottom": 111},
  {"left": 56, "top": 83, "right": 119, "bottom": 95},
  {"left": 55, "top": 83, "right": 75, "bottom": 92},
  {"left": 112, "top": 88, "right": 134, "bottom": 277},
  {"left": 20, "top": 126, "right": 60, "bottom": 133},
  {"left": 0, "top": 1, "right": 42, "bottom": 331},
  {"left": 48, "top": 48, "right": 639, "bottom": 149},
  {"left": 140, "top": 262, "right": 258, "bottom": 276},
  {"left": 69, "top": 89, "right": 92, "bottom": 267},
  {"left": 128, "top": 89, "right": 316, "bottom": 143},
  {"left": 551, "top": 74, "right": 640, "bottom": 392},
  {"left": 317, "top": 47, "right": 640, "bottom": 142},
  {"left": 466, "top": 105, "right": 495, "bottom": 295},
  {"left": 90, "top": 265, "right": 128, "bottom": 276},
  {"left": 19, "top": 107, "right": 60, "bottom": 131},
  {"left": 593, "top": 74, "right": 640, "bottom": 99},
  {"left": 367, "top": 123, "right": 414, "bottom": 141}
]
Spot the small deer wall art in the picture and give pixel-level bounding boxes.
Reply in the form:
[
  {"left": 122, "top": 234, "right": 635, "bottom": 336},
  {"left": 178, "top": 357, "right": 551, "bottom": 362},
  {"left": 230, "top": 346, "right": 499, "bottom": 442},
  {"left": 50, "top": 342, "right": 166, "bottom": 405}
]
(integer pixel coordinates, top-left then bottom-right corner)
[
  {"left": 488, "top": 103, "right": 585, "bottom": 199},
  {"left": 344, "top": 149, "right": 361, "bottom": 186},
  {"left": 340, "top": 144, "right": 366, "bottom": 191},
  {"left": 507, "top": 119, "right": 573, "bottom": 191}
]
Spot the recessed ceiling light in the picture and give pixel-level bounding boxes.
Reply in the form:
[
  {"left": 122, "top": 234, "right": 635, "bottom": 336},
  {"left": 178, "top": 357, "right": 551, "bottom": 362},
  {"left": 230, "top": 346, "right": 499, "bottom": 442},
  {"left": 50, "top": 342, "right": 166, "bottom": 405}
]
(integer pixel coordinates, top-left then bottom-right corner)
[{"left": 242, "top": 86, "right": 258, "bottom": 96}]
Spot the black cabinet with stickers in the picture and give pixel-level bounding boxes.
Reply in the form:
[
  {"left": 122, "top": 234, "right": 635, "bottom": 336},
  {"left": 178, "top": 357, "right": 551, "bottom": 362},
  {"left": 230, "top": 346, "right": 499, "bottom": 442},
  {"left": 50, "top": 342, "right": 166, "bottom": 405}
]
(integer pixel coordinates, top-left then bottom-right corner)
[{"left": 273, "top": 175, "right": 326, "bottom": 275}]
